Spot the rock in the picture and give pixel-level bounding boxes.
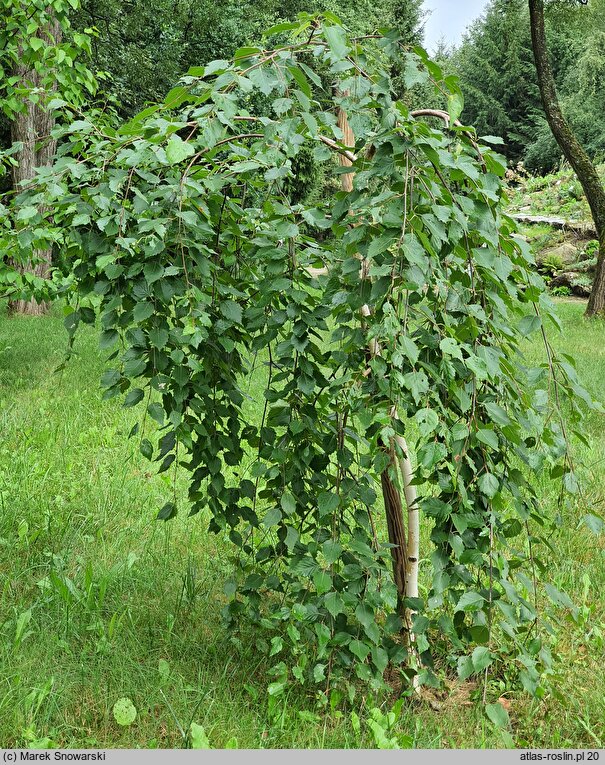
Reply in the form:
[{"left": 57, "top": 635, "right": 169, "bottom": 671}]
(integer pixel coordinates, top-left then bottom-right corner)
[
  {"left": 549, "top": 271, "right": 592, "bottom": 297},
  {"left": 511, "top": 213, "right": 597, "bottom": 238},
  {"left": 538, "top": 242, "right": 580, "bottom": 267}
]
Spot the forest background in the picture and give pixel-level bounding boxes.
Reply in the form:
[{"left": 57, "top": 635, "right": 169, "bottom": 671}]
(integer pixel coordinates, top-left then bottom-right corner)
[{"left": 3, "top": 0, "right": 605, "bottom": 186}]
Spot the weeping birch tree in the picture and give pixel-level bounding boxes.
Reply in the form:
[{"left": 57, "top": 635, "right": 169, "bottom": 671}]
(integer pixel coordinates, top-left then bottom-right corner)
[{"left": 1, "top": 13, "right": 588, "bottom": 695}]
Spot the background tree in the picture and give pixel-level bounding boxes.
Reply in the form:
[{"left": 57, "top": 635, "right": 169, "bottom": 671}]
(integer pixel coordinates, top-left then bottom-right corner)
[
  {"left": 74, "top": 0, "right": 423, "bottom": 119},
  {"left": 450, "top": 0, "right": 597, "bottom": 172},
  {"left": 528, "top": 0, "right": 605, "bottom": 316},
  {"left": 452, "top": 0, "right": 540, "bottom": 163},
  {"left": 0, "top": 0, "right": 95, "bottom": 315}
]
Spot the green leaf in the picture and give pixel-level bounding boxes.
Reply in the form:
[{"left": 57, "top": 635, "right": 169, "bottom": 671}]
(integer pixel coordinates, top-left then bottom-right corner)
[
  {"left": 479, "top": 135, "right": 505, "bottom": 145},
  {"left": 324, "top": 25, "right": 349, "bottom": 58},
  {"left": 149, "top": 327, "right": 169, "bottom": 350},
  {"left": 164, "top": 86, "right": 191, "bottom": 109},
  {"left": 123, "top": 388, "right": 144, "bottom": 408},
  {"left": 147, "top": 402, "right": 165, "bottom": 425},
  {"left": 313, "top": 570, "right": 332, "bottom": 595},
  {"left": 315, "top": 622, "right": 331, "bottom": 657},
  {"left": 519, "top": 315, "right": 542, "bottom": 336},
  {"left": 273, "top": 97, "right": 293, "bottom": 116},
  {"left": 440, "top": 337, "right": 463, "bottom": 360},
  {"left": 471, "top": 646, "right": 492, "bottom": 674},
  {"left": 355, "top": 603, "right": 374, "bottom": 630},
  {"left": 322, "top": 540, "right": 342, "bottom": 564},
  {"left": 563, "top": 471, "right": 578, "bottom": 494},
  {"left": 201, "top": 59, "right": 229, "bottom": 76},
  {"left": 371, "top": 646, "right": 389, "bottom": 674},
  {"left": 284, "top": 526, "right": 299, "bottom": 551},
  {"left": 112, "top": 698, "right": 136, "bottom": 726},
  {"left": 100, "top": 330, "right": 119, "bottom": 349},
  {"left": 140, "top": 439, "right": 153, "bottom": 460},
  {"left": 165, "top": 135, "right": 195, "bottom": 164},
  {"left": 318, "top": 491, "right": 339, "bottom": 517},
  {"left": 478, "top": 473, "right": 499, "bottom": 498},
  {"left": 349, "top": 639, "right": 370, "bottom": 661},
  {"left": 583, "top": 513, "right": 604, "bottom": 534},
  {"left": 124, "top": 358, "right": 147, "bottom": 378},
  {"left": 455, "top": 591, "right": 484, "bottom": 612},
  {"left": 403, "top": 54, "right": 428, "bottom": 89},
  {"left": 400, "top": 336, "right": 420, "bottom": 365},
  {"left": 544, "top": 583, "right": 575, "bottom": 610},
  {"left": 263, "top": 507, "right": 282, "bottom": 528},
  {"left": 485, "top": 702, "right": 510, "bottom": 729},
  {"left": 324, "top": 591, "right": 345, "bottom": 618},
  {"left": 287, "top": 65, "right": 312, "bottom": 97},
  {"left": 457, "top": 655, "right": 474, "bottom": 681},
  {"left": 234, "top": 46, "right": 261, "bottom": 60},
  {"left": 415, "top": 408, "right": 439, "bottom": 436},
  {"left": 281, "top": 491, "right": 296, "bottom": 515},
  {"left": 484, "top": 402, "right": 511, "bottom": 426},
  {"left": 220, "top": 301, "right": 243, "bottom": 324},
  {"left": 157, "top": 502, "right": 177, "bottom": 521},
  {"left": 144, "top": 262, "right": 164, "bottom": 284},
  {"left": 447, "top": 91, "right": 464, "bottom": 123},
  {"left": 269, "top": 636, "right": 283, "bottom": 657},
  {"left": 73, "top": 213, "right": 90, "bottom": 227},
  {"left": 189, "top": 722, "right": 211, "bottom": 749},
  {"left": 133, "top": 301, "right": 155, "bottom": 322},
  {"left": 262, "top": 21, "right": 299, "bottom": 37},
  {"left": 476, "top": 429, "right": 499, "bottom": 450}
]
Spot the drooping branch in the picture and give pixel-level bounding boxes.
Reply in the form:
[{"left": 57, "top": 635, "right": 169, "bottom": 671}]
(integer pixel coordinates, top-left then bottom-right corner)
[
  {"left": 233, "top": 115, "right": 356, "bottom": 162},
  {"left": 411, "top": 108, "right": 453, "bottom": 126},
  {"left": 310, "top": 99, "right": 419, "bottom": 618}
]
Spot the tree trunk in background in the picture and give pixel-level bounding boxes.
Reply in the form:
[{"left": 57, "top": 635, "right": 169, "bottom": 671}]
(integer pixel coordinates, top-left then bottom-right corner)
[
  {"left": 8, "top": 17, "right": 61, "bottom": 317},
  {"left": 528, "top": 0, "right": 605, "bottom": 316}
]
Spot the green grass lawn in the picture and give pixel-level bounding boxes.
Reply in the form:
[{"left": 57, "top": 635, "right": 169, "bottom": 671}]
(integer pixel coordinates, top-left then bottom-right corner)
[{"left": 0, "top": 300, "right": 604, "bottom": 749}]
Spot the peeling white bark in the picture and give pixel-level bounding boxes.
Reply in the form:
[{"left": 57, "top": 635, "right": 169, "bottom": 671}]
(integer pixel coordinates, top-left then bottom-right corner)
[{"left": 393, "top": 434, "right": 419, "bottom": 603}]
